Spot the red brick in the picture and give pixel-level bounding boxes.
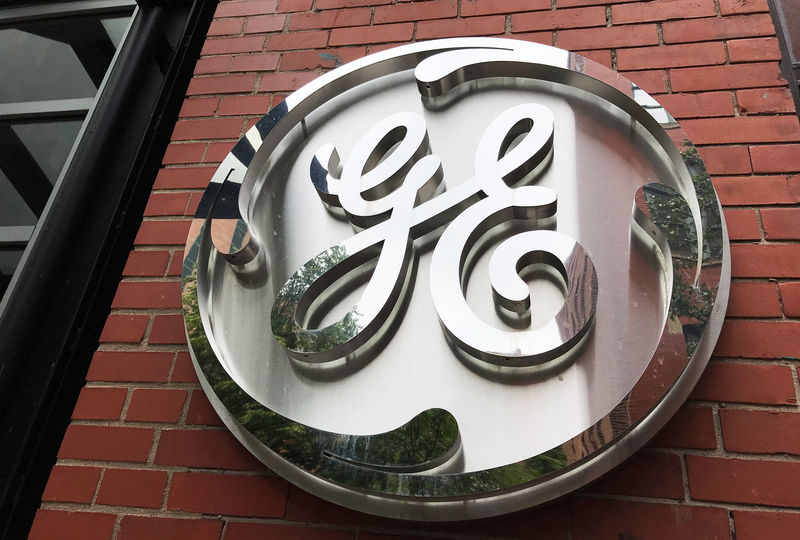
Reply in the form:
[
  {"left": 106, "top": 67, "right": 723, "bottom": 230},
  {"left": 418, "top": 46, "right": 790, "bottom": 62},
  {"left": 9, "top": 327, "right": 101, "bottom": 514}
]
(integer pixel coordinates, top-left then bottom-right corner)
[
  {"left": 738, "top": 87, "right": 796, "bottom": 114},
  {"left": 259, "top": 71, "right": 318, "bottom": 92},
  {"left": 671, "top": 63, "right": 784, "bottom": 91},
  {"left": 727, "top": 281, "right": 782, "bottom": 317},
  {"left": 416, "top": 15, "right": 506, "bottom": 39},
  {"left": 179, "top": 97, "right": 219, "bottom": 117},
  {"left": 728, "top": 37, "right": 782, "bottom": 62},
  {"left": 96, "top": 468, "right": 168, "bottom": 509},
  {"left": 374, "top": 0, "right": 456, "bottom": 23},
  {"left": 690, "top": 361, "right": 796, "bottom": 404},
  {"left": 462, "top": 0, "right": 549, "bottom": 15},
  {"left": 578, "top": 49, "right": 613, "bottom": 68},
  {"left": 558, "top": 24, "right": 659, "bottom": 50},
  {"left": 29, "top": 510, "right": 116, "bottom": 540},
  {"left": 735, "top": 511, "right": 800, "bottom": 540},
  {"left": 291, "top": 7, "right": 371, "bottom": 29},
  {"left": 170, "top": 351, "right": 200, "bottom": 383},
  {"left": 194, "top": 55, "right": 233, "bottom": 74},
  {"left": 731, "top": 244, "right": 800, "bottom": 278},
  {"left": 214, "top": 0, "right": 278, "bottom": 19},
  {"left": 168, "top": 472, "right": 288, "bottom": 517},
  {"left": 616, "top": 42, "right": 725, "bottom": 70},
  {"left": 186, "top": 194, "right": 202, "bottom": 215},
  {"left": 155, "top": 429, "right": 263, "bottom": 470},
  {"left": 571, "top": 499, "right": 730, "bottom": 540},
  {"left": 126, "top": 388, "right": 187, "bottom": 423},
  {"left": 144, "top": 192, "right": 191, "bottom": 216},
  {"left": 751, "top": 145, "right": 800, "bottom": 174},
  {"left": 120, "top": 516, "right": 223, "bottom": 540},
  {"left": 315, "top": 0, "right": 392, "bottom": 7},
  {"left": 162, "top": 143, "right": 205, "bottom": 165},
  {"left": 42, "top": 466, "right": 101, "bottom": 504},
  {"left": 651, "top": 405, "right": 717, "bottom": 449},
  {"left": 219, "top": 95, "right": 271, "bottom": 116},
  {"left": 186, "top": 390, "right": 223, "bottom": 426},
  {"left": 588, "top": 451, "right": 684, "bottom": 498},
  {"left": 245, "top": 14, "right": 287, "bottom": 33},
  {"left": 201, "top": 35, "right": 265, "bottom": 55},
  {"left": 224, "top": 522, "right": 353, "bottom": 540},
  {"left": 560, "top": 0, "right": 630, "bottom": 6},
  {"left": 719, "top": 0, "right": 769, "bottom": 15},
  {"left": 208, "top": 17, "right": 245, "bottom": 36},
  {"left": 168, "top": 250, "right": 185, "bottom": 276},
  {"left": 512, "top": 7, "right": 606, "bottom": 32},
  {"left": 721, "top": 409, "right": 800, "bottom": 454},
  {"left": 216, "top": 0, "right": 278, "bottom": 17},
  {"left": 268, "top": 30, "right": 329, "bottom": 50},
  {"left": 622, "top": 69, "right": 668, "bottom": 93},
  {"left": 612, "top": 0, "right": 715, "bottom": 23},
  {"left": 112, "top": 281, "right": 182, "bottom": 309},
  {"left": 154, "top": 167, "right": 217, "bottom": 189},
  {"left": 203, "top": 141, "right": 236, "bottom": 162},
  {"left": 279, "top": 0, "right": 313, "bottom": 11},
  {"left": 696, "top": 145, "right": 751, "bottom": 174},
  {"left": 99, "top": 314, "right": 149, "bottom": 343},
  {"left": 420, "top": 503, "right": 571, "bottom": 539},
  {"left": 72, "top": 387, "right": 127, "bottom": 420},
  {"left": 761, "top": 207, "right": 800, "bottom": 239},
  {"left": 59, "top": 425, "right": 154, "bottom": 462},
  {"left": 512, "top": 31, "right": 554, "bottom": 46},
  {"left": 87, "top": 351, "right": 173, "bottom": 383},
  {"left": 188, "top": 73, "right": 257, "bottom": 95},
  {"left": 123, "top": 250, "right": 170, "bottom": 276},
  {"left": 149, "top": 314, "right": 187, "bottom": 344},
  {"left": 717, "top": 319, "right": 800, "bottom": 358},
  {"left": 135, "top": 220, "right": 192, "bottom": 246},
  {"left": 330, "top": 23, "right": 414, "bottom": 45},
  {"left": 724, "top": 208, "right": 761, "bottom": 240},
  {"left": 280, "top": 46, "right": 365, "bottom": 70},
  {"left": 713, "top": 175, "right": 800, "bottom": 206},
  {"left": 284, "top": 486, "right": 390, "bottom": 526},
  {"left": 688, "top": 455, "right": 800, "bottom": 505},
  {"left": 663, "top": 14, "right": 775, "bottom": 43},
  {"left": 230, "top": 52, "right": 280, "bottom": 71},
  {"left": 781, "top": 282, "right": 800, "bottom": 317},
  {"left": 681, "top": 116, "right": 800, "bottom": 144},
  {"left": 172, "top": 117, "right": 244, "bottom": 140}
]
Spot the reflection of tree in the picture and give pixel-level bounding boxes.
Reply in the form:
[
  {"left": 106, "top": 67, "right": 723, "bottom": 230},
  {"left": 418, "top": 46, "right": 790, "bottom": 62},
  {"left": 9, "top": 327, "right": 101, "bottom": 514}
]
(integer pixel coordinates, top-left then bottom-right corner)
[
  {"left": 271, "top": 245, "right": 362, "bottom": 355},
  {"left": 641, "top": 140, "right": 722, "bottom": 355},
  {"left": 183, "top": 246, "right": 460, "bottom": 479}
]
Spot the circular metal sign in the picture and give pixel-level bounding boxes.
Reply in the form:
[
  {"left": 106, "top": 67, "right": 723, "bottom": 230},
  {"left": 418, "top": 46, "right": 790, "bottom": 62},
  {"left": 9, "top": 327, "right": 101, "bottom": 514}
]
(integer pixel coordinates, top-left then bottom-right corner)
[{"left": 182, "top": 38, "right": 729, "bottom": 521}]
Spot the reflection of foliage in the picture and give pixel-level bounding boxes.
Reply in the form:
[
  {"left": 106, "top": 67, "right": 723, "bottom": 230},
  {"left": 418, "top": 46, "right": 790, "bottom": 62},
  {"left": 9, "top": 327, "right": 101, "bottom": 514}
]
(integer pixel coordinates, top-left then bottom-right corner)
[
  {"left": 643, "top": 141, "right": 723, "bottom": 355},
  {"left": 182, "top": 238, "right": 462, "bottom": 485},
  {"left": 644, "top": 143, "right": 723, "bottom": 263},
  {"left": 271, "top": 244, "right": 362, "bottom": 354},
  {"left": 325, "top": 408, "right": 460, "bottom": 469}
]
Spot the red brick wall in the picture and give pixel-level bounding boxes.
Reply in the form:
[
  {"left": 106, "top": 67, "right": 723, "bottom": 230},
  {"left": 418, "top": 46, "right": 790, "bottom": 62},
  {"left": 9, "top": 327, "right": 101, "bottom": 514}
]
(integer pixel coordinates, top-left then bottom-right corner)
[{"left": 29, "top": 0, "right": 800, "bottom": 538}]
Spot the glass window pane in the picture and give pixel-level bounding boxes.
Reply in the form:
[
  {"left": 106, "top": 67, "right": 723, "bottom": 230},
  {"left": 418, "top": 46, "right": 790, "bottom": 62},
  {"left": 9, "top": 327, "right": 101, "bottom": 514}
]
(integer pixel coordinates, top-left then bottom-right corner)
[
  {"left": 11, "top": 119, "right": 83, "bottom": 183},
  {"left": 0, "top": 247, "right": 24, "bottom": 298},
  {"left": 0, "top": 171, "right": 37, "bottom": 227},
  {"left": 101, "top": 16, "right": 130, "bottom": 49},
  {"left": 0, "top": 118, "right": 83, "bottom": 222},
  {"left": 0, "top": 11, "right": 132, "bottom": 103}
]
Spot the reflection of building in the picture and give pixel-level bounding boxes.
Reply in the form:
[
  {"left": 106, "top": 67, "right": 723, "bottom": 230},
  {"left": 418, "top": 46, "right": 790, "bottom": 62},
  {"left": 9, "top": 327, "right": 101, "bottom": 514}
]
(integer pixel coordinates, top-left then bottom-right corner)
[{"left": 2, "top": 0, "right": 800, "bottom": 538}]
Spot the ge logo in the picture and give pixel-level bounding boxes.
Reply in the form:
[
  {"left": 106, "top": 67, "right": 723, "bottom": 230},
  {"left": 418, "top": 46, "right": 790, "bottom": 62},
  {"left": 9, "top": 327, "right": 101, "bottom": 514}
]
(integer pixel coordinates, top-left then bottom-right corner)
[
  {"left": 182, "top": 38, "right": 728, "bottom": 520},
  {"left": 271, "top": 102, "right": 598, "bottom": 368}
]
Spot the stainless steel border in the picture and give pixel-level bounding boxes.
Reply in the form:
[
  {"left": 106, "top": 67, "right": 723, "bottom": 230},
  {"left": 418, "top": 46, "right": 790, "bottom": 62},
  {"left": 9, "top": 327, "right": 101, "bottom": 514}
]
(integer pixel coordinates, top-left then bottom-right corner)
[{"left": 182, "top": 38, "right": 730, "bottom": 521}]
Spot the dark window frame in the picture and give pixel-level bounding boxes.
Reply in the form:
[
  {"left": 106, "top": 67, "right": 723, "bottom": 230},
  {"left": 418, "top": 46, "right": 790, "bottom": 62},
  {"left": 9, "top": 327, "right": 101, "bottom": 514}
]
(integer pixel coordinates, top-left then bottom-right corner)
[
  {"left": 770, "top": 0, "right": 800, "bottom": 115},
  {"left": 0, "top": 1, "right": 217, "bottom": 537}
]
